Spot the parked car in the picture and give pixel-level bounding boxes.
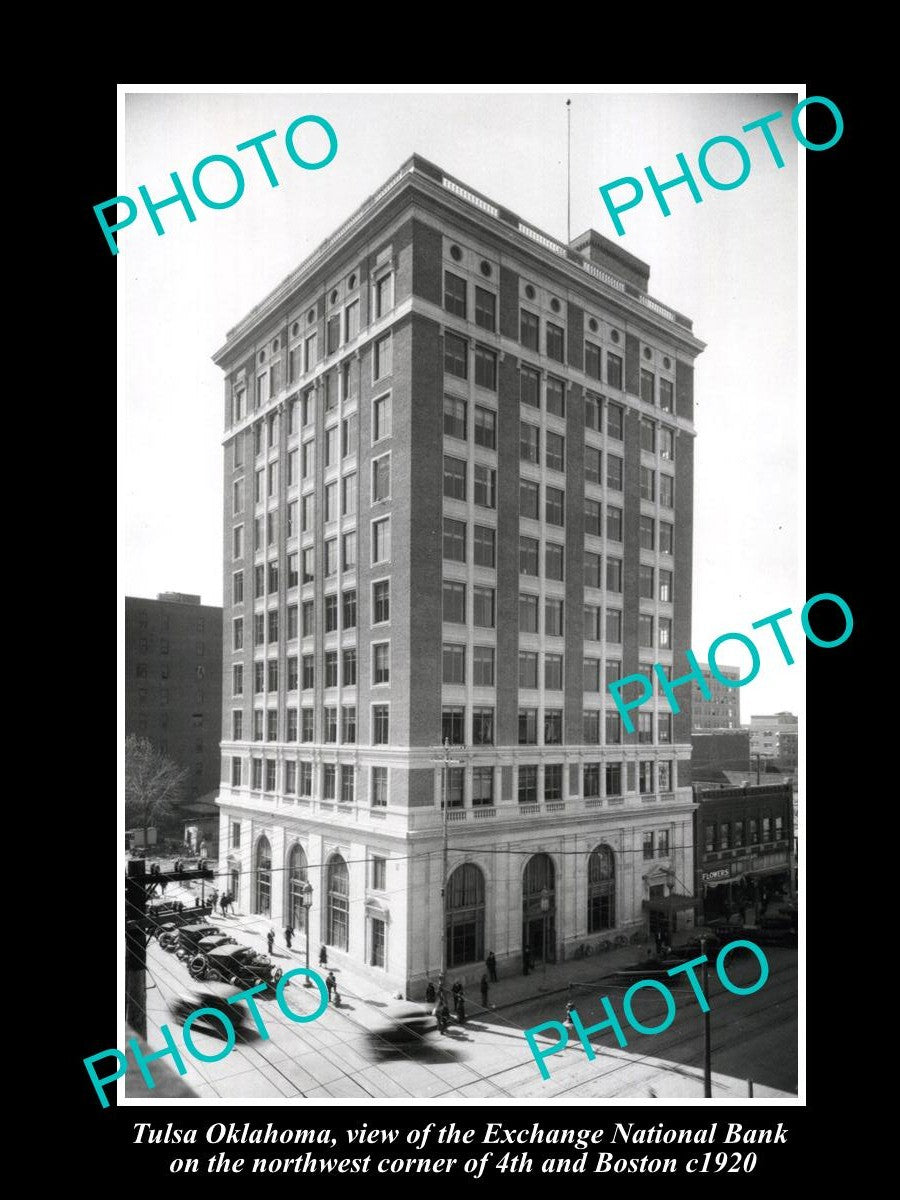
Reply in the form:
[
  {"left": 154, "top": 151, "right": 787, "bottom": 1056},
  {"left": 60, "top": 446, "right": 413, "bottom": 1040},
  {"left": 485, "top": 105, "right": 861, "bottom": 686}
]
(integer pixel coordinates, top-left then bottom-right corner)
[
  {"left": 759, "top": 901, "right": 797, "bottom": 932},
  {"left": 189, "top": 943, "right": 283, "bottom": 988},
  {"left": 160, "top": 922, "right": 221, "bottom": 956},
  {"left": 195, "top": 933, "right": 239, "bottom": 954}
]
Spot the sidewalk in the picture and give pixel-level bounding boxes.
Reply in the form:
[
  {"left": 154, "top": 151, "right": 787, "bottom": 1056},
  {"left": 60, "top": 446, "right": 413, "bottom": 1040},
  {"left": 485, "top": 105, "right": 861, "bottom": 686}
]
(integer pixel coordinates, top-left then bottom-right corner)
[{"left": 169, "top": 869, "right": 697, "bottom": 1018}]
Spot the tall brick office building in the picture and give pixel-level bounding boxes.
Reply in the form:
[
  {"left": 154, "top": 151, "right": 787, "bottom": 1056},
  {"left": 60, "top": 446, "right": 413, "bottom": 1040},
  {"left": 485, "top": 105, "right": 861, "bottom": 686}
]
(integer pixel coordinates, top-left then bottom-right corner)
[{"left": 213, "top": 156, "right": 705, "bottom": 995}]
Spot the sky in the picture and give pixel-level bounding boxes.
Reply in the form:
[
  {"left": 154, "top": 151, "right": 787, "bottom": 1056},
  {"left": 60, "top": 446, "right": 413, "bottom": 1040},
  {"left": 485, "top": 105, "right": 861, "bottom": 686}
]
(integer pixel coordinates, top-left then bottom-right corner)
[{"left": 118, "top": 85, "right": 803, "bottom": 720}]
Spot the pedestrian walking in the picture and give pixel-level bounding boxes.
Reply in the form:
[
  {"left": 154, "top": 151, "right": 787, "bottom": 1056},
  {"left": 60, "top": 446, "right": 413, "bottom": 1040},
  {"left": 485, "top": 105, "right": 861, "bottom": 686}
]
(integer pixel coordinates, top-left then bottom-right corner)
[
  {"left": 284, "top": 926, "right": 294, "bottom": 950},
  {"left": 480, "top": 974, "right": 489, "bottom": 1008},
  {"left": 319, "top": 945, "right": 328, "bottom": 967},
  {"left": 451, "top": 980, "right": 463, "bottom": 1015},
  {"left": 523, "top": 945, "right": 531, "bottom": 976},
  {"left": 220, "top": 894, "right": 227, "bottom": 916},
  {"left": 325, "top": 970, "right": 337, "bottom": 1001},
  {"left": 267, "top": 928, "right": 275, "bottom": 955},
  {"left": 209, "top": 888, "right": 218, "bottom": 911},
  {"left": 193, "top": 896, "right": 201, "bottom": 907},
  {"left": 457, "top": 995, "right": 467, "bottom": 1024},
  {"left": 486, "top": 951, "right": 497, "bottom": 983},
  {"left": 425, "top": 981, "right": 436, "bottom": 1005}
]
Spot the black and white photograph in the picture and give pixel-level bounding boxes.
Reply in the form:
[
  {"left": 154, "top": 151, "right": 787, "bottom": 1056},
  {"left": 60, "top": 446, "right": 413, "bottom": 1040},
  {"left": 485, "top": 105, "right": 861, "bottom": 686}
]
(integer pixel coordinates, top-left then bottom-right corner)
[{"left": 112, "top": 85, "right": 821, "bottom": 1122}]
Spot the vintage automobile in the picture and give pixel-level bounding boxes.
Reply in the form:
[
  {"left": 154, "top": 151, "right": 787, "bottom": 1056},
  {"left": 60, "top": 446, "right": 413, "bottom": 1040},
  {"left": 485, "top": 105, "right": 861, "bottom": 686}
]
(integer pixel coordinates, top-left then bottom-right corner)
[
  {"left": 364, "top": 1001, "right": 437, "bottom": 1057},
  {"left": 169, "top": 980, "right": 259, "bottom": 1042},
  {"left": 188, "top": 942, "right": 284, "bottom": 988},
  {"left": 195, "top": 932, "right": 240, "bottom": 955},
  {"left": 160, "top": 921, "right": 221, "bottom": 956}
]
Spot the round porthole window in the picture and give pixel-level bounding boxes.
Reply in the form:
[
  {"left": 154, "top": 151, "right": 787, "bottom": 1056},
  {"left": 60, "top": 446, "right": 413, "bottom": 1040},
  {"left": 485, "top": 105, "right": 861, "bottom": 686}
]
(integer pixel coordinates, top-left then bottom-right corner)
[
  {"left": 611, "top": 329, "right": 620, "bottom": 344},
  {"left": 643, "top": 346, "right": 652, "bottom": 360},
  {"left": 480, "top": 260, "right": 492, "bottom": 277},
  {"left": 525, "top": 284, "right": 535, "bottom": 300},
  {"left": 663, "top": 356, "right": 671, "bottom": 369},
  {"left": 450, "top": 244, "right": 462, "bottom": 261},
  {"left": 550, "top": 298, "right": 561, "bottom": 313},
  {"left": 349, "top": 273, "right": 357, "bottom": 288},
  {"left": 588, "top": 317, "right": 599, "bottom": 333},
  {"left": 331, "top": 289, "right": 338, "bottom": 304}
]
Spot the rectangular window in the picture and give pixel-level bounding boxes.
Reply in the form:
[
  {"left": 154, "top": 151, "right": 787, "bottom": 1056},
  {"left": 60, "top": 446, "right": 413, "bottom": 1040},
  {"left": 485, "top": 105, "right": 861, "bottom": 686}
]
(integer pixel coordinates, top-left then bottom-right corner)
[
  {"left": 583, "top": 711, "right": 601, "bottom": 746},
  {"left": 584, "top": 604, "right": 602, "bottom": 641},
  {"left": 545, "top": 597, "right": 564, "bottom": 637},
  {"left": 546, "top": 376, "right": 565, "bottom": 417},
  {"left": 373, "top": 580, "right": 390, "bottom": 624},
  {"left": 639, "top": 761, "right": 654, "bottom": 794},
  {"left": 288, "top": 656, "right": 299, "bottom": 691},
  {"left": 640, "top": 564, "right": 655, "bottom": 600},
  {"left": 442, "top": 580, "right": 466, "bottom": 624},
  {"left": 660, "top": 378, "right": 674, "bottom": 413},
  {"left": 544, "top": 763, "right": 563, "bottom": 800},
  {"left": 232, "top": 710, "right": 243, "bottom": 740},
  {"left": 474, "top": 464, "right": 496, "bottom": 509},
  {"left": 585, "top": 446, "right": 601, "bottom": 484},
  {"left": 302, "top": 600, "right": 314, "bottom": 637},
  {"left": 254, "top": 613, "right": 265, "bottom": 646},
  {"left": 520, "top": 309, "right": 539, "bottom": 351},
  {"left": 544, "top": 711, "right": 563, "bottom": 744},
  {"left": 660, "top": 474, "right": 674, "bottom": 508},
  {"left": 233, "top": 617, "right": 244, "bottom": 650},
  {"left": 639, "top": 515, "right": 656, "bottom": 552},
  {"left": 443, "top": 455, "right": 467, "bottom": 500},
  {"left": 584, "top": 391, "right": 602, "bottom": 431},
  {"left": 342, "top": 647, "right": 357, "bottom": 686},
  {"left": 660, "top": 427, "right": 675, "bottom": 461},
  {"left": 264, "top": 759, "right": 276, "bottom": 792},
  {"left": 323, "top": 764, "right": 336, "bottom": 800},
  {"left": 520, "top": 422, "right": 540, "bottom": 464},
  {"left": 442, "top": 643, "right": 465, "bottom": 685},
  {"left": 372, "top": 517, "right": 391, "bottom": 563},
  {"left": 473, "top": 524, "right": 496, "bottom": 568},
  {"left": 474, "top": 345, "right": 497, "bottom": 390},
  {"left": 520, "top": 364, "right": 540, "bottom": 409},
  {"left": 301, "top": 709, "right": 314, "bottom": 743},
  {"left": 606, "top": 506, "right": 623, "bottom": 542},
  {"left": 606, "top": 761, "right": 622, "bottom": 795},
  {"left": 253, "top": 709, "right": 264, "bottom": 739},
  {"left": 640, "top": 466, "right": 656, "bottom": 502},
  {"left": 638, "top": 712, "right": 653, "bottom": 745},
  {"left": 344, "top": 298, "right": 360, "bottom": 343},
  {"left": 658, "top": 761, "right": 673, "bottom": 791},
  {"left": 607, "top": 352, "right": 622, "bottom": 390},
  {"left": 374, "top": 273, "right": 393, "bottom": 318},
  {"left": 341, "top": 473, "right": 357, "bottom": 518},
  {"left": 583, "top": 762, "right": 601, "bottom": 797},
  {"left": 373, "top": 393, "right": 391, "bottom": 442},
  {"left": 659, "top": 616, "right": 673, "bottom": 649},
  {"left": 284, "top": 760, "right": 297, "bottom": 795},
  {"left": 372, "top": 454, "right": 390, "bottom": 501},
  {"left": 544, "top": 653, "right": 563, "bottom": 690},
  {"left": 342, "top": 531, "right": 357, "bottom": 572},
  {"left": 518, "top": 535, "right": 539, "bottom": 577},
  {"left": 233, "top": 571, "right": 244, "bottom": 604},
  {"left": 520, "top": 478, "right": 539, "bottom": 520},
  {"left": 583, "top": 657, "right": 601, "bottom": 691},
  {"left": 441, "top": 766, "right": 464, "bottom": 809},
  {"left": 323, "top": 707, "right": 337, "bottom": 743},
  {"left": 606, "top": 609, "right": 623, "bottom": 642},
  {"left": 518, "top": 650, "right": 538, "bottom": 689},
  {"left": 302, "top": 546, "right": 314, "bottom": 585},
  {"left": 639, "top": 614, "right": 654, "bottom": 647},
  {"left": 584, "top": 552, "right": 601, "bottom": 589},
  {"left": 545, "top": 542, "right": 564, "bottom": 581},
  {"left": 267, "top": 609, "right": 279, "bottom": 644},
  {"left": 475, "top": 286, "right": 496, "bottom": 331},
  {"left": 443, "top": 517, "right": 466, "bottom": 563},
  {"left": 546, "top": 322, "right": 564, "bottom": 363},
  {"left": 658, "top": 713, "right": 673, "bottom": 745},
  {"left": 266, "top": 709, "right": 278, "bottom": 742},
  {"left": 373, "top": 334, "right": 392, "bottom": 380},
  {"left": 545, "top": 431, "right": 565, "bottom": 473},
  {"left": 641, "top": 369, "right": 655, "bottom": 405},
  {"left": 324, "top": 538, "right": 338, "bottom": 577},
  {"left": 444, "top": 271, "right": 467, "bottom": 318},
  {"left": 342, "top": 705, "right": 357, "bottom": 745},
  {"left": 373, "top": 705, "right": 389, "bottom": 745},
  {"left": 444, "top": 394, "right": 467, "bottom": 440},
  {"left": 233, "top": 664, "right": 244, "bottom": 695},
  {"left": 474, "top": 404, "right": 496, "bottom": 449},
  {"left": 231, "top": 759, "right": 242, "bottom": 787},
  {"left": 302, "top": 655, "right": 314, "bottom": 690},
  {"left": 518, "top": 712, "right": 538, "bottom": 748},
  {"left": 585, "top": 340, "right": 602, "bottom": 381},
  {"left": 287, "top": 605, "right": 298, "bottom": 640},
  {"left": 370, "top": 766, "right": 388, "bottom": 808},
  {"left": 643, "top": 831, "right": 655, "bottom": 861},
  {"left": 657, "top": 828, "right": 670, "bottom": 856},
  {"left": 442, "top": 706, "right": 465, "bottom": 745},
  {"left": 233, "top": 525, "right": 244, "bottom": 560},
  {"left": 519, "top": 592, "right": 539, "bottom": 634},
  {"left": 640, "top": 417, "right": 656, "bottom": 453},
  {"left": 324, "top": 594, "right": 338, "bottom": 634},
  {"left": 342, "top": 589, "right": 357, "bottom": 629},
  {"left": 660, "top": 521, "right": 674, "bottom": 555},
  {"left": 472, "top": 766, "right": 494, "bottom": 807},
  {"left": 473, "top": 585, "right": 495, "bottom": 628},
  {"left": 444, "top": 331, "right": 468, "bottom": 379},
  {"left": 584, "top": 498, "right": 602, "bottom": 537},
  {"left": 658, "top": 569, "right": 673, "bottom": 604},
  {"left": 473, "top": 645, "right": 494, "bottom": 686}
]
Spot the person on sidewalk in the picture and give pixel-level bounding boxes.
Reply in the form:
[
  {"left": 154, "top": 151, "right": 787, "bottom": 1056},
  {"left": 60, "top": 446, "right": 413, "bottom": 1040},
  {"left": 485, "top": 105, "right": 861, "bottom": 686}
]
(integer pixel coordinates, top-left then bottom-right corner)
[
  {"left": 457, "top": 995, "right": 467, "bottom": 1024},
  {"left": 486, "top": 951, "right": 497, "bottom": 983},
  {"left": 220, "top": 893, "right": 228, "bottom": 916},
  {"left": 451, "top": 980, "right": 463, "bottom": 1015},
  {"left": 480, "top": 974, "right": 489, "bottom": 1008},
  {"left": 267, "top": 928, "right": 275, "bottom": 956},
  {"left": 523, "top": 945, "right": 531, "bottom": 976},
  {"left": 325, "top": 970, "right": 337, "bottom": 1001},
  {"left": 284, "top": 926, "right": 294, "bottom": 950},
  {"left": 425, "top": 980, "right": 436, "bottom": 1005},
  {"left": 319, "top": 945, "right": 328, "bottom": 967}
]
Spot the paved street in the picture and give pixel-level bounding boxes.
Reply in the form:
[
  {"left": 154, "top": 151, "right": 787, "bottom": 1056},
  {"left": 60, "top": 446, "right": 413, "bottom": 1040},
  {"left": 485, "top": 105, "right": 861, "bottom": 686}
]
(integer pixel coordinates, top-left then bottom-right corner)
[{"left": 130, "top": 878, "right": 796, "bottom": 1100}]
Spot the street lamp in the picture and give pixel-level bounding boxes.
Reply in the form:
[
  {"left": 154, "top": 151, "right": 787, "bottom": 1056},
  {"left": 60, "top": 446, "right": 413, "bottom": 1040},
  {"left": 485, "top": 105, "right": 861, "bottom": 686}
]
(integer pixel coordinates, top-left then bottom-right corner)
[{"left": 300, "top": 881, "right": 314, "bottom": 987}]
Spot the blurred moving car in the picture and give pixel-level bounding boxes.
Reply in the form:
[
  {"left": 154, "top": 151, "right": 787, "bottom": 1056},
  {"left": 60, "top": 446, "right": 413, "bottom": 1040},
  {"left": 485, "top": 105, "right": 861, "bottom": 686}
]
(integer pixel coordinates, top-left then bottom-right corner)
[{"left": 169, "top": 979, "right": 259, "bottom": 1041}]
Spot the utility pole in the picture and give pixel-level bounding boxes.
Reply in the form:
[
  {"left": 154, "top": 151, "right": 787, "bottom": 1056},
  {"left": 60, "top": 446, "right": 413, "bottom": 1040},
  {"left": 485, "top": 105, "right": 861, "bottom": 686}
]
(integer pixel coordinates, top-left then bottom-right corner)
[
  {"left": 431, "top": 738, "right": 464, "bottom": 980},
  {"left": 125, "top": 858, "right": 214, "bottom": 1038},
  {"left": 700, "top": 934, "right": 712, "bottom": 1098}
]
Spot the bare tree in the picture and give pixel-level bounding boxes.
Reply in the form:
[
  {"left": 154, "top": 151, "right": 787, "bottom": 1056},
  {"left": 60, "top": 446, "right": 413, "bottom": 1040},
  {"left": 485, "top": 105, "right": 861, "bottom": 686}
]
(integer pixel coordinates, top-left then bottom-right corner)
[{"left": 125, "top": 735, "right": 189, "bottom": 845}]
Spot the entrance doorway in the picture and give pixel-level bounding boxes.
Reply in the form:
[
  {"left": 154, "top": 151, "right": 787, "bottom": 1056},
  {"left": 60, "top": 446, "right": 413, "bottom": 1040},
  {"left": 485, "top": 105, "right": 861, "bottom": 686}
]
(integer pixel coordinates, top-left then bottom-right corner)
[{"left": 522, "top": 853, "right": 556, "bottom": 963}]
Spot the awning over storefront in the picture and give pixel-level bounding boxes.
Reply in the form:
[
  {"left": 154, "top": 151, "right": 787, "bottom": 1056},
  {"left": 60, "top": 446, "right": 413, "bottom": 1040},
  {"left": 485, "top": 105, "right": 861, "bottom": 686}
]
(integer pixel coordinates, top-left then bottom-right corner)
[
  {"left": 642, "top": 895, "right": 703, "bottom": 913},
  {"left": 744, "top": 864, "right": 791, "bottom": 879}
]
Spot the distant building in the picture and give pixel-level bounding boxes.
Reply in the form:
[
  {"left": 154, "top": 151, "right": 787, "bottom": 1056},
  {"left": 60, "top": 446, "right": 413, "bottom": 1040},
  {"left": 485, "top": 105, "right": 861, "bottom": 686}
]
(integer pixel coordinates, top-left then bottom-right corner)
[
  {"left": 182, "top": 791, "right": 221, "bottom": 857},
  {"left": 125, "top": 594, "right": 223, "bottom": 824},
  {"left": 750, "top": 712, "right": 798, "bottom": 771},
  {"left": 693, "top": 781, "right": 794, "bottom": 921},
  {"left": 691, "top": 729, "right": 750, "bottom": 784},
  {"left": 692, "top": 663, "right": 741, "bottom": 730}
]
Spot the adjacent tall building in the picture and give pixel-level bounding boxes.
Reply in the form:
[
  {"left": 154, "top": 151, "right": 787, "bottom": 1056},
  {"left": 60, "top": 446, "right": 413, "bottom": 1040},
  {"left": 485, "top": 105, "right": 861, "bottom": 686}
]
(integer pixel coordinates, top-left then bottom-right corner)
[
  {"left": 124, "top": 593, "right": 224, "bottom": 820},
  {"left": 212, "top": 155, "right": 705, "bottom": 995},
  {"left": 750, "top": 712, "right": 798, "bottom": 771},
  {"left": 692, "top": 663, "right": 741, "bottom": 730}
]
